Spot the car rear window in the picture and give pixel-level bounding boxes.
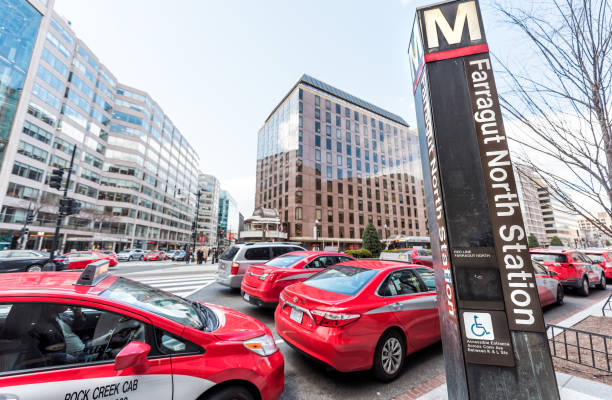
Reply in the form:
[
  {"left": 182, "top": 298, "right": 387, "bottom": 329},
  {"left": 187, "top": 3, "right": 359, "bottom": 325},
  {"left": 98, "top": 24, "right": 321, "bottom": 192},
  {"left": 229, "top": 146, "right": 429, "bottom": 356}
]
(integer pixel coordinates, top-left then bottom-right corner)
[
  {"left": 220, "top": 246, "right": 239, "bottom": 261},
  {"left": 304, "top": 265, "right": 377, "bottom": 295},
  {"left": 244, "top": 247, "right": 270, "bottom": 260},
  {"left": 265, "top": 254, "right": 305, "bottom": 267},
  {"left": 531, "top": 253, "right": 567, "bottom": 263},
  {"left": 272, "top": 246, "right": 297, "bottom": 258}
]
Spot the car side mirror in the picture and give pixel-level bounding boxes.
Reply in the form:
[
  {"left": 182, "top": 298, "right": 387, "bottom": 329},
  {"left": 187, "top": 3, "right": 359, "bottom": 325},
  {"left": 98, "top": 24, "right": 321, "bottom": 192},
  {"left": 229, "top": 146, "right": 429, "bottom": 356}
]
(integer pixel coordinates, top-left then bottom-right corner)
[
  {"left": 549, "top": 271, "right": 558, "bottom": 277},
  {"left": 114, "top": 341, "right": 150, "bottom": 372}
]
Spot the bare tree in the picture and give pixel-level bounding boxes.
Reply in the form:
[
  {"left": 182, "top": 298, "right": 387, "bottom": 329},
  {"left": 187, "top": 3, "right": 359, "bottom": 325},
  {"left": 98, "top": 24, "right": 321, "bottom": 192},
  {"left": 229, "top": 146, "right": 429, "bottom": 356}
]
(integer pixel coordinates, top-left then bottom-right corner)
[{"left": 495, "top": 0, "right": 612, "bottom": 237}]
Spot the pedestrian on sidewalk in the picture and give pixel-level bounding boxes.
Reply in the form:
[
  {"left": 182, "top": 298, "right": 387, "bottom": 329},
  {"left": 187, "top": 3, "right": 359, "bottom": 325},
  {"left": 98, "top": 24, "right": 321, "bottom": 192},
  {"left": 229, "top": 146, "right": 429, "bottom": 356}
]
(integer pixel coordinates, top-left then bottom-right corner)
[
  {"left": 203, "top": 248, "right": 209, "bottom": 264},
  {"left": 197, "top": 248, "right": 203, "bottom": 264},
  {"left": 185, "top": 250, "right": 191, "bottom": 264}
]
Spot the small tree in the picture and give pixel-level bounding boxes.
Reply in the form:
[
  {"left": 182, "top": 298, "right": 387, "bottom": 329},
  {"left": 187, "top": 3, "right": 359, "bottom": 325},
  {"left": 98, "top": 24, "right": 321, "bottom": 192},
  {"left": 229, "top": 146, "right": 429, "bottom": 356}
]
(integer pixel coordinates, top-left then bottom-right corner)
[
  {"left": 550, "top": 236, "right": 563, "bottom": 246},
  {"left": 527, "top": 234, "right": 540, "bottom": 249},
  {"left": 362, "top": 223, "right": 382, "bottom": 257},
  {"left": 606, "top": 240, "right": 611, "bottom": 246}
]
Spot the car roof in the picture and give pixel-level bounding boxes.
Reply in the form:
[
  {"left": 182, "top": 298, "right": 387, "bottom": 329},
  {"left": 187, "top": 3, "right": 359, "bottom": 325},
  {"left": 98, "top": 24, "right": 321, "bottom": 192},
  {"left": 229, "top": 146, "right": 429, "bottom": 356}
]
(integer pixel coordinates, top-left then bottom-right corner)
[
  {"left": 0, "top": 272, "right": 117, "bottom": 297},
  {"left": 236, "top": 242, "right": 304, "bottom": 248},
  {"left": 336, "top": 259, "right": 425, "bottom": 270},
  {"left": 530, "top": 249, "right": 574, "bottom": 254},
  {"left": 283, "top": 251, "right": 350, "bottom": 257}
]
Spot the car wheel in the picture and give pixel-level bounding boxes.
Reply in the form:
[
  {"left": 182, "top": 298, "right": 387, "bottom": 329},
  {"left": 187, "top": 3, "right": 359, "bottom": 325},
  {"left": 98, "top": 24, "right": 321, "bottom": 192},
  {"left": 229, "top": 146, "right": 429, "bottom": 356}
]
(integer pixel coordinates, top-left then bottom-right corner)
[
  {"left": 596, "top": 274, "right": 607, "bottom": 290},
  {"left": 577, "top": 276, "right": 590, "bottom": 296},
  {"left": 201, "top": 385, "right": 254, "bottom": 400},
  {"left": 373, "top": 330, "right": 405, "bottom": 382},
  {"left": 556, "top": 284, "right": 564, "bottom": 305},
  {"left": 26, "top": 264, "right": 43, "bottom": 272}
]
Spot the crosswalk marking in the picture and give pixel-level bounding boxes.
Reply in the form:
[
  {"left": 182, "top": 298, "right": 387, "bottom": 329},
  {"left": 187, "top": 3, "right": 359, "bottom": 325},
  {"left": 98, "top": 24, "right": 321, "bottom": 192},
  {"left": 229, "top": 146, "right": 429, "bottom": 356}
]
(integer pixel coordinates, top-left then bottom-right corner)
[{"left": 123, "top": 273, "right": 216, "bottom": 298}]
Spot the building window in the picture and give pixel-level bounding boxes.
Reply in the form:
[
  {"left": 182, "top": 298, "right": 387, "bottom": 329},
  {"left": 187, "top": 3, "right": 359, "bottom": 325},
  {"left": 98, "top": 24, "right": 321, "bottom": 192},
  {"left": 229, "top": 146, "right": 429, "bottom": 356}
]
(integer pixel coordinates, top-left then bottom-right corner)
[
  {"left": 316, "top": 179, "right": 321, "bottom": 191},
  {"left": 337, "top": 155, "right": 342, "bottom": 166},
  {"left": 315, "top": 135, "right": 321, "bottom": 147},
  {"left": 327, "top": 195, "right": 333, "bottom": 207},
  {"left": 296, "top": 175, "right": 302, "bottom": 187},
  {"left": 316, "top": 209, "right": 322, "bottom": 221},
  {"left": 326, "top": 125, "right": 331, "bottom": 136},
  {"left": 295, "top": 207, "right": 303, "bottom": 220},
  {"left": 12, "top": 161, "right": 43, "bottom": 181},
  {"left": 315, "top": 95, "right": 320, "bottom": 106},
  {"left": 295, "top": 223, "right": 303, "bottom": 236},
  {"left": 328, "top": 226, "right": 334, "bottom": 237},
  {"left": 316, "top": 193, "right": 322, "bottom": 206},
  {"left": 315, "top": 149, "right": 321, "bottom": 161},
  {"left": 336, "top": 141, "right": 342, "bottom": 153},
  {"left": 296, "top": 191, "right": 302, "bottom": 204},
  {"left": 315, "top": 108, "right": 320, "bottom": 120},
  {"left": 336, "top": 116, "right": 341, "bottom": 126},
  {"left": 315, "top": 121, "right": 321, "bottom": 133},
  {"left": 326, "top": 166, "right": 332, "bottom": 178},
  {"left": 326, "top": 138, "right": 331, "bottom": 150},
  {"left": 327, "top": 210, "right": 333, "bottom": 223}
]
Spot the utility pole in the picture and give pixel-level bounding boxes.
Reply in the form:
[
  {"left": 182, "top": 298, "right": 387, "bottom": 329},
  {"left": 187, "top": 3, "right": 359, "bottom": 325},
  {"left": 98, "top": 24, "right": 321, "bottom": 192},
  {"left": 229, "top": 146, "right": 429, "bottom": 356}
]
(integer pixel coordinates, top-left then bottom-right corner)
[
  {"left": 408, "top": 1, "right": 559, "bottom": 398},
  {"left": 48, "top": 145, "right": 78, "bottom": 265},
  {"left": 19, "top": 202, "right": 35, "bottom": 249},
  {"left": 192, "top": 190, "right": 201, "bottom": 255}
]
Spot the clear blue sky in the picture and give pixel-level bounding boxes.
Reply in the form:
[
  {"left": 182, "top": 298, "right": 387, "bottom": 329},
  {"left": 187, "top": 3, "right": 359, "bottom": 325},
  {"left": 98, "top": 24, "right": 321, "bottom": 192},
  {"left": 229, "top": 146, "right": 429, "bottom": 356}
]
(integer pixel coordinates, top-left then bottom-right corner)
[{"left": 53, "top": 0, "right": 526, "bottom": 216}]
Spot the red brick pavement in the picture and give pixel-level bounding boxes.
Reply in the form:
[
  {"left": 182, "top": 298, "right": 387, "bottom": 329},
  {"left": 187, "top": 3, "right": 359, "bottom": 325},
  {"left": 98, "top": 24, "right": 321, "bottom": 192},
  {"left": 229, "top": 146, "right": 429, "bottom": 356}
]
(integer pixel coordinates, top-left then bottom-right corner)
[{"left": 394, "top": 374, "right": 446, "bottom": 400}]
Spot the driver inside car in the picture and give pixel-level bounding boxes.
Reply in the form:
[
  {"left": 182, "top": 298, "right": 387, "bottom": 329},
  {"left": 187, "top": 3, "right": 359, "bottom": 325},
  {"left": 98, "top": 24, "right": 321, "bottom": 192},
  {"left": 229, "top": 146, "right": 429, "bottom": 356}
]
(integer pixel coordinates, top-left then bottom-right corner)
[{"left": 30, "top": 304, "right": 86, "bottom": 364}]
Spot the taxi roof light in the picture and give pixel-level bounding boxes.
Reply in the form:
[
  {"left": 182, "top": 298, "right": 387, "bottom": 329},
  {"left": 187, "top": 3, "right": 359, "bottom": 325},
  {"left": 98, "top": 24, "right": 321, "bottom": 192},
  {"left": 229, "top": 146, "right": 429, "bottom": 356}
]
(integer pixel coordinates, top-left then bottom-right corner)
[{"left": 74, "top": 260, "right": 110, "bottom": 286}]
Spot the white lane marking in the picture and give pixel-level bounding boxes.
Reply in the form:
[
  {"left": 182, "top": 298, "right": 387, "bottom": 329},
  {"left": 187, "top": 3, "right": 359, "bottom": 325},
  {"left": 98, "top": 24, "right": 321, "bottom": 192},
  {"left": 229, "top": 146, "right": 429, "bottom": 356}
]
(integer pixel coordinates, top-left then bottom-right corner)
[
  {"left": 184, "top": 279, "right": 217, "bottom": 297},
  {"left": 151, "top": 284, "right": 209, "bottom": 292},
  {"left": 137, "top": 276, "right": 215, "bottom": 284}
]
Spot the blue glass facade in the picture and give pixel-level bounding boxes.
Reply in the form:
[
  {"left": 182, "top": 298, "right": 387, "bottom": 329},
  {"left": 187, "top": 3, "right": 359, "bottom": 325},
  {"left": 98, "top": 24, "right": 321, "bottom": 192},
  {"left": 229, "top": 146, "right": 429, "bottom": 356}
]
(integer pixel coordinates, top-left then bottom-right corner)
[{"left": 0, "top": 0, "right": 41, "bottom": 168}]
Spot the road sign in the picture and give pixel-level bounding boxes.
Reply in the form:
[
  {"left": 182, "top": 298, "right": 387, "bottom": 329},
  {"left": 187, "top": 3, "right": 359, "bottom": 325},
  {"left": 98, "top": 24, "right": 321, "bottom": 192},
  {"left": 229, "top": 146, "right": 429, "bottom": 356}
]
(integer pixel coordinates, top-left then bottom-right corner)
[{"left": 409, "top": 1, "right": 558, "bottom": 398}]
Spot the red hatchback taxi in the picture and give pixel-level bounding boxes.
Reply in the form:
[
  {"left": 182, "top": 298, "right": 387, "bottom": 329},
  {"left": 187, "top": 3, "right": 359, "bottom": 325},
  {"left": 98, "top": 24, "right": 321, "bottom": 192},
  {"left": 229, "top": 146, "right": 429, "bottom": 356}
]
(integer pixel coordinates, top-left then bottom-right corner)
[
  {"left": 241, "top": 251, "right": 355, "bottom": 307},
  {"left": 59, "top": 250, "right": 118, "bottom": 269},
  {"left": 143, "top": 251, "right": 166, "bottom": 261},
  {"left": 275, "top": 260, "right": 439, "bottom": 382},
  {"left": 0, "top": 264, "right": 284, "bottom": 400},
  {"left": 531, "top": 249, "right": 606, "bottom": 296}
]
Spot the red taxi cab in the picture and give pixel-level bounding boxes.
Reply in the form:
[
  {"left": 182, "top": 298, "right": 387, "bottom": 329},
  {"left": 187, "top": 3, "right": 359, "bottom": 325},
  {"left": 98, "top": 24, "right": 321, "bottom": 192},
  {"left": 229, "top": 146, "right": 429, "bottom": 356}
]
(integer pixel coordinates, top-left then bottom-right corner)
[
  {"left": 398, "top": 248, "right": 433, "bottom": 267},
  {"left": 531, "top": 249, "right": 606, "bottom": 296},
  {"left": 59, "top": 251, "right": 118, "bottom": 269},
  {"left": 584, "top": 250, "right": 612, "bottom": 281},
  {"left": 143, "top": 251, "right": 166, "bottom": 261},
  {"left": 533, "top": 260, "right": 564, "bottom": 307},
  {"left": 241, "top": 251, "right": 354, "bottom": 307},
  {"left": 0, "top": 263, "right": 284, "bottom": 400},
  {"left": 275, "top": 260, "right": 439, "bottom": 382}
]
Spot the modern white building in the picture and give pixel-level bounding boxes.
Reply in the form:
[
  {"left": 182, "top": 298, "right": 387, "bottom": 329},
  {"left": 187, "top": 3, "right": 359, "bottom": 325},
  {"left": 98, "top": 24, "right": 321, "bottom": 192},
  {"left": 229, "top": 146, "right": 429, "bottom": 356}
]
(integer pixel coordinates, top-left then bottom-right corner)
[
  {"left": 514, "top": 165, "right": 548, "bottom": 246},
  {"left": 578, "top": 211, "right": 612, "bottom": 247},
  {"left": 537, "top": 180, "right": 579, "bottom": 247},
  {"left": 197, "top": 173, "right": 220, "bottom": 247},
  {"left": 217, "top": 190, "right": 240, "bottom": 247},
  {"left": 0, "top": 0, "right": 200, "bottom": 251}
]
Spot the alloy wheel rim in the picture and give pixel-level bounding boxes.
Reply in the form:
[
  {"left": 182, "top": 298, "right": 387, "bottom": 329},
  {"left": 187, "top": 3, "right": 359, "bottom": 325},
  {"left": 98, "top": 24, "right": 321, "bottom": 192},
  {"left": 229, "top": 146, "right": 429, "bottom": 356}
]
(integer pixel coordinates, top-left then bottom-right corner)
[
  {"left": 29, "top": 266, "right": 42, "bottom": 272},
  {"left": 381, "top": 337, "right": 402, "bottom": 375}
]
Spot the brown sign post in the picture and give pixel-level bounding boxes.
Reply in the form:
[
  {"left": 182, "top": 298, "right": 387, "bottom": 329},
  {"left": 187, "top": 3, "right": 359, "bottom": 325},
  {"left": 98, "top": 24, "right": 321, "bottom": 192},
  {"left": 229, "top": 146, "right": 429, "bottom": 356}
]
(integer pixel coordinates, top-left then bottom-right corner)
[{"left": 408, "top": 1, "right": 560, "bottom": 398}]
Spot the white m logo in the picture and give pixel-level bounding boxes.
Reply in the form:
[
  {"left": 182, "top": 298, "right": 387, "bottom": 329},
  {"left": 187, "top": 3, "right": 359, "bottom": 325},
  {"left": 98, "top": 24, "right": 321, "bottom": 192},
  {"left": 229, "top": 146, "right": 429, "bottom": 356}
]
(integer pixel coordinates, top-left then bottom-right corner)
[{"left": 423, "top": 1, "right": 482, "bottom": 49}]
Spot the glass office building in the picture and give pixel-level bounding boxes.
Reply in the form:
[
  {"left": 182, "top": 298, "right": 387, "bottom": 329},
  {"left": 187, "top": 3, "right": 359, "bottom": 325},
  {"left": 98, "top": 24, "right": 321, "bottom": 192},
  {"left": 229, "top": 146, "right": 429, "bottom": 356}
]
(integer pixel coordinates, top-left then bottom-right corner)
[
  {"left": 255, "top": 74, "right": 428, "bottom": 249},
  {"left": 0, "top": 0, "right": 201, "bottom": 251},
  {"left": 217, "top": 190, "right": 239, "bottom": 247},
  {"left": 197, "top": 173, "right": 220, "bottom": 247}
]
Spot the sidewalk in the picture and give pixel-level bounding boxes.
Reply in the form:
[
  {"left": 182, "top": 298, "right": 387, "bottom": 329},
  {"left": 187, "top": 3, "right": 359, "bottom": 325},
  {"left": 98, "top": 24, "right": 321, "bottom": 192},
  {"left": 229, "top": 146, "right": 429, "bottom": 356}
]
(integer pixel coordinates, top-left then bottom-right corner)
[{"left": 397, "top": 296, "right": 612, "bottom": 400}]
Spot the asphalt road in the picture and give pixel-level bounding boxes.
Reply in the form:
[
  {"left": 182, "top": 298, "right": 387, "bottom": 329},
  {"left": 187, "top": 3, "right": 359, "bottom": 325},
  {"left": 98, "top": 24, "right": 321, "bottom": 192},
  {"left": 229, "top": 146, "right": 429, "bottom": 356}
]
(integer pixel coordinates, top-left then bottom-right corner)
[{"left": 112, "top": 261, "right": 612, "bottom": 400}]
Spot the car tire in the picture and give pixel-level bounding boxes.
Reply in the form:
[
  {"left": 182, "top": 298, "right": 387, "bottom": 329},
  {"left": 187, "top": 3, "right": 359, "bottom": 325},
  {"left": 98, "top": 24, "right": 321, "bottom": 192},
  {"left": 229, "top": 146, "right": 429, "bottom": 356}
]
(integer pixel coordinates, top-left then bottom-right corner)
[
  {"left": 26, "top": 264, "right": 43, "bottom": 272},
  {"left": 372, "top": 330, "right": 405, "bottom": 382},
  {"left": 577, "top": 276, "right": 590, "bottom": 296},
  {"left": 596, "top": 274, "right": 607, "bottom": 290},
  {"left": 201, "top": 386, "right": 254, "bottom": 400},
  {"left": 556, "top": 284, "right": 564, "bottom": 305}
]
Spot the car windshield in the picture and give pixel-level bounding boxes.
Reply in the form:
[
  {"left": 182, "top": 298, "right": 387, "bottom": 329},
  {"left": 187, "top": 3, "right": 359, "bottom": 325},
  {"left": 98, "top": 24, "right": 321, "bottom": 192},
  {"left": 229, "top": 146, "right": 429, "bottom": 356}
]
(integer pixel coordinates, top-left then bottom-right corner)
[
  {"left": 586, "top": 254, "right": 604, "bottom": 262},
  {"left": 220, "top": 246, "right": 239, "bottom": 261},
  {"left": 304, "top": 265, "right": 378, "bottom": 295},
  {"left": 265, "top": 254, "right": 305, "bottom": 267},
  {"left": 101, "top": 277, "right": 203, "bottom": 329},
  {"left": 531, "top": 253, "right": 568, "bottom": 263}
]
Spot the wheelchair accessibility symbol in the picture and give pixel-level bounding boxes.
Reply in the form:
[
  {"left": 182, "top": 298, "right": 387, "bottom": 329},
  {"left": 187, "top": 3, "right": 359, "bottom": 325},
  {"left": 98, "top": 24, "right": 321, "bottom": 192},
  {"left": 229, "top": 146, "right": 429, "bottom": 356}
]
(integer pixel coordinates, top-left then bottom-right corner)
[{"left": 463, "top": 312, "right": 495, "bottom": 340}]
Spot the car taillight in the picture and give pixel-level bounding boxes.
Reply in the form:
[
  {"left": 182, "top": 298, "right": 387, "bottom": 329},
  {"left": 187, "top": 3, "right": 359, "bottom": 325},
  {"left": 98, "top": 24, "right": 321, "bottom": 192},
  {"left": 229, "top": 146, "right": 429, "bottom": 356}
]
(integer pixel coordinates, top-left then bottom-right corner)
[
  {"left": 230, "top": 262, "right": 239, "bottom": 275},
  {"left": 260, "top": 272, "right": 277, "bottom": 281},
  {"left": 310, "top": 310, "right": 360, "bottom": 327}
]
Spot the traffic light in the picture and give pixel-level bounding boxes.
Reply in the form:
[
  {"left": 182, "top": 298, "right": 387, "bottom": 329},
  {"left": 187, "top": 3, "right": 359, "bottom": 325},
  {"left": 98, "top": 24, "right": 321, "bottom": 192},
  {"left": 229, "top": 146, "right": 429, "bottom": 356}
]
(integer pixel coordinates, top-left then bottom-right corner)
[
  {"left": 59, "top": 198, "right": 81, "bottom": 215},
  {"left": 20, "top": 227, "right": 29, "bottom": 237},
  {"left": 25, "top": 211, "right": 35, "bottom": 225},
  {"left": 49, "top": 168, "right": 64, "bottom": 190},
  {"left": 192, "top": 221, "right": 197, "bottom": 230},
  {"left": 191, "top": 232, "right": 197, "bottom": 241}
]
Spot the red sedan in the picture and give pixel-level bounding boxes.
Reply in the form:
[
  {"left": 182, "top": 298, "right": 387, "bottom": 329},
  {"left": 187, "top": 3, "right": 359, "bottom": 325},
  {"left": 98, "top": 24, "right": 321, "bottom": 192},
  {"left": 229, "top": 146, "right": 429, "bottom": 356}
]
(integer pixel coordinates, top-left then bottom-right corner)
[
  {"left": 275, "top": 260, "right": 439, "bottom": 382},
  {"left": 584, "top": 250, "right": 612, "bottom": 281},
  {"left": 0, "top": 264, "right": 284, "bottom": 400},
  {"left": 533, "top": 260, "right": 564, "bottom": 306},
  {"left": 241, "top": 251, "right": 355, "bottom": 307},
  {"left": 399, "top": 248, "right": 433, "bottom": 267},
  {"left": 59, "top": 250, "right": 118, "bottom": 269},
  {"left": 144, "top": 251, "right": 166, "bottom": 261}
]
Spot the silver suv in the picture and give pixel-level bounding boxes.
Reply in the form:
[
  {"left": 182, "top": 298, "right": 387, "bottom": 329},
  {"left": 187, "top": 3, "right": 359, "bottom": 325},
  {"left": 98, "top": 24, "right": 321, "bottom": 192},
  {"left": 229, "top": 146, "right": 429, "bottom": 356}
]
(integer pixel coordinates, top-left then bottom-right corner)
[
  {"left": 116, "top": 249, "right": 145, "bottom": 261},
  {"left": 216, "top": 242, "right": 305, "bottom": 288}
]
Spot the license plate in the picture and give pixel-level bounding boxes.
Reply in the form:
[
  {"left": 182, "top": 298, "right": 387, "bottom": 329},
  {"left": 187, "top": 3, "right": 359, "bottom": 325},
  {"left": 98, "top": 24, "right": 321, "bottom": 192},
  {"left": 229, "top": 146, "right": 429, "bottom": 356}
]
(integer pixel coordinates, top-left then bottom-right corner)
[
  {"left": 290, "top": 308, "right": 303, "bottom": 324},
  {"left": 243, "top": 293, "right": 250, "bottom": 301}
]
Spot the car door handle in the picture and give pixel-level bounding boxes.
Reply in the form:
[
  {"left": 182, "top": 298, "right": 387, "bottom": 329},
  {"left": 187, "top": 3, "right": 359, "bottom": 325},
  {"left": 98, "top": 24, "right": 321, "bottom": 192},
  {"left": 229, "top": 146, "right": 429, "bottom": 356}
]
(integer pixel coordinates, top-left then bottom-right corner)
[{"left": 390, "top": 303, "right": 401, "bottom": 309}]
